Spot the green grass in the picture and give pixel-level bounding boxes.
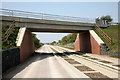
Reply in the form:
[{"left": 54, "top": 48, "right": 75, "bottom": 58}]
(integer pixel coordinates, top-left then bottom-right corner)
[
  {"left": 110, "top": 55, "right": 120, "bottom": 58},
  {"left": 95, "top": 25, "right": 119, "bottom": 53}
]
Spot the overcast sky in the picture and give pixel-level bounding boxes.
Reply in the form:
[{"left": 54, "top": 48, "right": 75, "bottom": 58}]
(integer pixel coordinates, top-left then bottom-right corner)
[{"left": 2, "top": 2, "right": 118, "bottom": 43}]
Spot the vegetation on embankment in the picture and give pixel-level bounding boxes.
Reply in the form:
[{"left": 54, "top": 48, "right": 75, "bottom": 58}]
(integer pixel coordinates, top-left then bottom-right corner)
[
  {"left": 95, "top": 25, "right": 119, "bottom": 53},
  {"left": 32, "top": 33, "right": 44, "bottom": 49},
  {"left": 50, "top": 33, "right": 77, "bottom": 49},
  {"left": 2, "top": 26, "right": 43, "bottom": 50},
  {"left": 2, "top": 26, "right": 20, "bottom": 50}
]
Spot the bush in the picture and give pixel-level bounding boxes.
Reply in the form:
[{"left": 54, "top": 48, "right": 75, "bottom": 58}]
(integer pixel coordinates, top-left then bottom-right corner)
[
  {"left": 2, "top": 26, "right": 19, "bottom": 50},
  {"left": 32, "top": 33, "right": 44, "bottom": 49}
]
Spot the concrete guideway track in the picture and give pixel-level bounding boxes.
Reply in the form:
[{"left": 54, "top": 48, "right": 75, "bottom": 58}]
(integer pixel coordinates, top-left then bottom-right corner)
[
  {"left": 3, "top": 45, "right": 90, "bottom": 79},
  {"left": 49, "top": 45, "right": 119, "bottom": 79}
]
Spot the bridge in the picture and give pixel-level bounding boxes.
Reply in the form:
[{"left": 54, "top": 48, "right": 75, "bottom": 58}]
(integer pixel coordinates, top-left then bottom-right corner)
[
  {"left": 1, "top": 9, "right": 95, "bottom": 32},
  {"left": 1, "top": 9, "right": 107, "bottom": 62},
  {"left": 1, "top": 9, "right": 116, "bottom": 79}
]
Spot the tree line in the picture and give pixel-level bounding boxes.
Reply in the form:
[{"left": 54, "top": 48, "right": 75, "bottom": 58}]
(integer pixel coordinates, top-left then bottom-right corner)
[{"left": 50, "top": 33, "right": 77, "bottom": 45}]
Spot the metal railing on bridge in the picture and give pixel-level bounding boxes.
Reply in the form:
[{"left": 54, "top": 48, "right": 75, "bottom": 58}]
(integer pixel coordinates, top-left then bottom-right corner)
[{"left": 0, "top": 8, "right": 95, "bottom": 23}]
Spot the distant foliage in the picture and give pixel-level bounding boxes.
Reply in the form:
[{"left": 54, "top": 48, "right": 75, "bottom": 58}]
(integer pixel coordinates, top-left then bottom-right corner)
[
  {"left": 32, "top": 33, "right": 44, "bottom": 49},
  {"left": 60, "top": 33, "right": 77, "bottom": 45},
  {"left": 50, "top": 33, "right": 77, "bottom": 45},
  {"left": 96, "top": 15, "right": 113, "bottom": 24},
  {"left": 100, "top": 15, "right": 113, "bottom": 24},
  {"left": 50, "top": 41, "right": 57, "bottom": 45}
]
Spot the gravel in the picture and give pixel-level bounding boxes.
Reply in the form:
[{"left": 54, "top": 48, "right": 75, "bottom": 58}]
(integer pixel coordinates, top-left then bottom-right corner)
[
  {"left": 99, "top": 60, "right": 112, "bottom": 64},
  {"left": 82, "top": 55, "right": 91, "bottom": 58},
  {"left": 64, "top": 59, "right": 80, "bottom": 64},
  {"left": 75, "top": 66, "right": 95, "bottom": 71},
  {"left": 89, "top": 58, "right": 99, "bottom": 60},
  {"left": 61, "top": 56, "right": 69, "bottom": 58},
  {"left": 112, "top": 65, "right": 120, "bottom": 67},
  {"left": 84, "top": 72, "right": 112, "bottom": 80}
]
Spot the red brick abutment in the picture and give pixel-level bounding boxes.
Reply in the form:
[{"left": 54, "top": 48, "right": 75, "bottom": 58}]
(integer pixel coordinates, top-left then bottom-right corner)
[
  {"left": 20, "top": 29, "right": 35, "bottom": 62},
  {"left": 74, "top": 30, "right": 107, "bottom": 55}
]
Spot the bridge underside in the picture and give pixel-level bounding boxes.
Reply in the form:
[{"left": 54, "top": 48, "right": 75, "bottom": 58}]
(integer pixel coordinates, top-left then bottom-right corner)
[{"left": 28, "top": 28, "right": 85, "bottom": 33}]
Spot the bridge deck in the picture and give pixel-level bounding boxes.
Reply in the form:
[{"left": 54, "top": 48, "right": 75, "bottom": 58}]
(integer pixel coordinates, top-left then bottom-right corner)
[{"left": 1, "top": 9, "right": 96, "bottom": 32}]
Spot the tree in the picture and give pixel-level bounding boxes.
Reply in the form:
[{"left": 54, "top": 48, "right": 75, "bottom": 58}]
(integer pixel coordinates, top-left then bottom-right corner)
[
  {"left": 100, "top": 15, "right": 113, "bottom": 24},
  {"left": 51, "top": 41, "right": 57, "bottom": 45},
  {"left": 32, "top": 33, "right": 43, "bottom": 49},
  {"left": 57, "top": 33, "right": 77, "bottom": 45},
  {"left": 95, "top": 17, "right": 100, "bottom": 21},
  {"left": 50, "top": 33, "right": 77, "bottom": 46}
]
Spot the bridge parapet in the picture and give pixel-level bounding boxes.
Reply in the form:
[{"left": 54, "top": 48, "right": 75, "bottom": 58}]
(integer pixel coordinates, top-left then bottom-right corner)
[
  {"left": 0, "top": 8, "right": 95, "bottom": 23},
  {"left": 1, "top": 9, "right": 96, "bottom": 32}
]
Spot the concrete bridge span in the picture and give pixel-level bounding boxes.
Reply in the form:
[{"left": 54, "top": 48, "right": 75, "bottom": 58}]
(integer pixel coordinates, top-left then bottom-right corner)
[{"left": 2, "top": 16, "right": 95, "bottom": 33}]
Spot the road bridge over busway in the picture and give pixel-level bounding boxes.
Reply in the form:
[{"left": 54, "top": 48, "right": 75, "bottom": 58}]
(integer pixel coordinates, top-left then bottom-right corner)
[
  {"left": 1, "top": 8, "right": 107, "bottom": 60},
  {"left": 1, "top": 9, "right": 106, "bottom": 62}
]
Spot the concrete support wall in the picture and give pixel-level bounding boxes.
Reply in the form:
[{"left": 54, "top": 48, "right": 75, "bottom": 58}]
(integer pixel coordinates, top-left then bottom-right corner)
[
  {"left": 74, "top": 31, "right": 91, "bottom": 53},
  {"left": 20, "top": 29, "right": 35, "bottom": 62}
]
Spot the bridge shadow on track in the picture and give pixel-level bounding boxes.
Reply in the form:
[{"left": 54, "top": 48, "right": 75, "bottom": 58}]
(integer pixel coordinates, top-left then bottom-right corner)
[{"left": 2, "top": 51, "right": 86, "bottom": 79}]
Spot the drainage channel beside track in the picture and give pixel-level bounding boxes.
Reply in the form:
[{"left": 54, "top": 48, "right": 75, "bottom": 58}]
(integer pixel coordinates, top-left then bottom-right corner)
[{"left": 49, "top": 46, "right": 114, "bottom": 80}]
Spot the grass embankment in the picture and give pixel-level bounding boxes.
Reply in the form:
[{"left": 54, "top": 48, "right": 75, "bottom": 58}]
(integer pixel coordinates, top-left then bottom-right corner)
[
  {"left": 58, "top": 43, "right": 74, "bottom": 50},
  {"left": 95, "top": 25, "right": 119, "bottom": 53}
]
